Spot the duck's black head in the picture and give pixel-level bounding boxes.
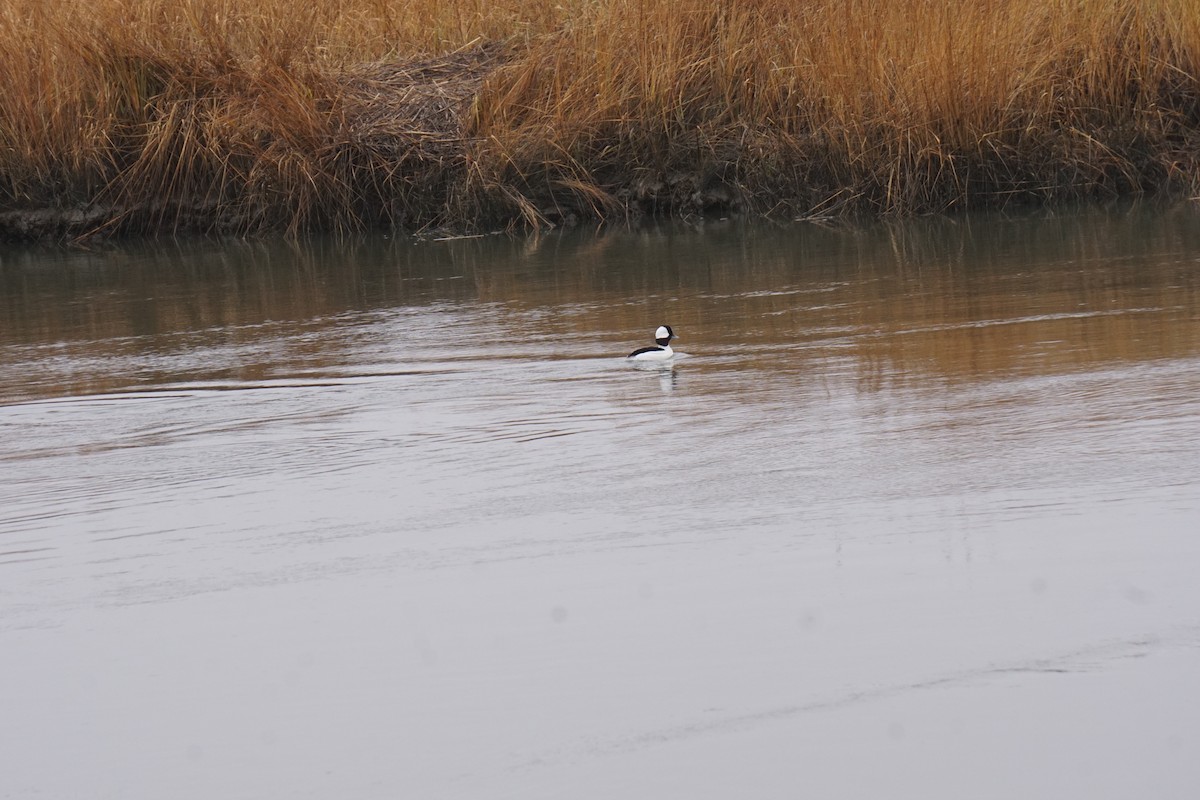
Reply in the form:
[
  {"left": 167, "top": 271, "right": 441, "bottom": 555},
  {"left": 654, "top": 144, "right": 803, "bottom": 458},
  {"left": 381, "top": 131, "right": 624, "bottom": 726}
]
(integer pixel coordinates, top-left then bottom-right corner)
[{"left": 654, "top": 325, "right": 675, "bottom": 346}]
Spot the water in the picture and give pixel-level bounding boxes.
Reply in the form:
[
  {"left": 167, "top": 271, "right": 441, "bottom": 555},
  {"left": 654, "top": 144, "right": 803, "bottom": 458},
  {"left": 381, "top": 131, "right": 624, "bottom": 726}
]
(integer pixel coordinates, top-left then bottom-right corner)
[{"left": 2, "top": 205, "right": 1199, "bottom": 799}]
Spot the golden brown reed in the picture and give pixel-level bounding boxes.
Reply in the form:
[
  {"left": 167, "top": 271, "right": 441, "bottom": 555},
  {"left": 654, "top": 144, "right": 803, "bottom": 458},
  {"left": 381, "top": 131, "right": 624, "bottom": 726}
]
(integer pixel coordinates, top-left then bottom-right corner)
[{"left": 2, "top": 0, "right": 1199, "bottom": 239}]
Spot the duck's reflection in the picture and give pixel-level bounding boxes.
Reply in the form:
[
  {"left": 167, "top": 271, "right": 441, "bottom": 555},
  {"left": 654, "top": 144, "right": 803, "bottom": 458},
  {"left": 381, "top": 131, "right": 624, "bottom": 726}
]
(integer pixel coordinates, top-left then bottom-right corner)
[{"left": 628, "top": 359, "right": 679, "bottom": 392}]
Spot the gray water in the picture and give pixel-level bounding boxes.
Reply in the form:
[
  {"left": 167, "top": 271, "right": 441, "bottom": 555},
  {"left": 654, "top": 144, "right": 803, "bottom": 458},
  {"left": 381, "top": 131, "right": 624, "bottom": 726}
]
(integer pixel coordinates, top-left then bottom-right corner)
[{"left": 2, "top": 205, "right": 1199, "bottom": 799}]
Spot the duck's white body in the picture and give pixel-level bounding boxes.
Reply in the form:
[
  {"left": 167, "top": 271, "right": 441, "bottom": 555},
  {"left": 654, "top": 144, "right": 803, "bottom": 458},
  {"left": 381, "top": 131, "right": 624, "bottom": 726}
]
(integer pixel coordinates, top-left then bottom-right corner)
[
  {"left": 627, "top": 343, "right": 674, "bottom": 361},
  {"left": 627, "top": 325, "right": 678, "bottom": 361}
]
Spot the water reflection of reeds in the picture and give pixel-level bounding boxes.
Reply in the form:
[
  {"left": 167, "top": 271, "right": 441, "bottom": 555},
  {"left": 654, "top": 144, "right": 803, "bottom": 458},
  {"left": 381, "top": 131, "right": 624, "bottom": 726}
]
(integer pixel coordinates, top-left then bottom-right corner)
[{"left": 3, "top": 204, "right": 1199, "bottom": 403}]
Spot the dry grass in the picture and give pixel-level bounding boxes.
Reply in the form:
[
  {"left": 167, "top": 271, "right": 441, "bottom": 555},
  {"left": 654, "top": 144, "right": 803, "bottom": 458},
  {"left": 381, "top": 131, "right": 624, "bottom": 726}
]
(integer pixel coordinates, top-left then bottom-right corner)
[{"left": 2, "top": 0, "right": 1199, "bottom": 239}]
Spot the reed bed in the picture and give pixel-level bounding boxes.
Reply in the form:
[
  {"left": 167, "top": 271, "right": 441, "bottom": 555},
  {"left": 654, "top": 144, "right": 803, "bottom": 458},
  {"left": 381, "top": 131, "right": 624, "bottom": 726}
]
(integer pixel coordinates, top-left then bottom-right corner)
[{"left": 1, "top": 0, "right": 1199, "bottom": 239}]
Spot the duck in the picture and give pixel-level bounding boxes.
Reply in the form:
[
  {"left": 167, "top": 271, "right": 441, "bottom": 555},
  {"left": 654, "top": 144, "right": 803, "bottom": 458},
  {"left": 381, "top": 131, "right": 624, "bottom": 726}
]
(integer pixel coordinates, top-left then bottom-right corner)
[{"left": 627, "top": 325, "right": 677, "bottom": 361}]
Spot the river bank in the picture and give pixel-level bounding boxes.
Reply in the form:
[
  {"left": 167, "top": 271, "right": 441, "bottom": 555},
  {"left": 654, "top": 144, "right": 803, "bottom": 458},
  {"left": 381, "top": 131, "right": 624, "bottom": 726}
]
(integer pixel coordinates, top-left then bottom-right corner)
[{"left": 2, "top": 0, "right": 1199, "bottom": 242}]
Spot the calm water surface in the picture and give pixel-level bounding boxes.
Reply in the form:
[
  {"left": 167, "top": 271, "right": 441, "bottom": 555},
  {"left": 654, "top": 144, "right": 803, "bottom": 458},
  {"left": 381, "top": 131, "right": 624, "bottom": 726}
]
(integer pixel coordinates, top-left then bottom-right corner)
[{"left": 2, "top": 206, "right": 1199, "bottom": 799}]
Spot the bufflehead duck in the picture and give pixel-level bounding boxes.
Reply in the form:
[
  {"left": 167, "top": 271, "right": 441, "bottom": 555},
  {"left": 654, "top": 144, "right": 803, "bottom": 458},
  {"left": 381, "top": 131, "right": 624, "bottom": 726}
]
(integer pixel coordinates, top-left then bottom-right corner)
[{"left": 627, "top": 325, "right": 677, "bottom": 360}]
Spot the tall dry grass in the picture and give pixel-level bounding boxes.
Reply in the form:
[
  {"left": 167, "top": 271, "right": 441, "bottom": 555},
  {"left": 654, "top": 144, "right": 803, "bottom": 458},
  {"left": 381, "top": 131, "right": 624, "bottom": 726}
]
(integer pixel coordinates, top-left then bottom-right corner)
[
  {"left": 1, "top": 0, "right": 1199, "bottom": 239},
  {"left": 475, "top": 0, "right": 1200, "bottom": 221}
]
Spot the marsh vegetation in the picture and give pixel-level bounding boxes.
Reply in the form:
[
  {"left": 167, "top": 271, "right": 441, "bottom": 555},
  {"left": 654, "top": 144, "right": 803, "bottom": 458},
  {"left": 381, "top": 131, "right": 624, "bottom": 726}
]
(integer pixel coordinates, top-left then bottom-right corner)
[{"left": 2, "top": 0, "right": 1199, "bottom": 239}]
